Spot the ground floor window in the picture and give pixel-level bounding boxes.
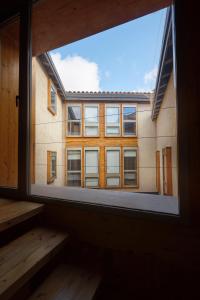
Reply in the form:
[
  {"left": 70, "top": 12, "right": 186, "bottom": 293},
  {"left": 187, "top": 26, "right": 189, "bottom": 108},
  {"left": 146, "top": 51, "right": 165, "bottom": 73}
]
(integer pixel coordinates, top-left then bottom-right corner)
[
  {"left": 84, "top": 148, "right": 99, "bottom": 188},
  {"left": 123, "top": 148, "right": 138, "bottom": 187},
  {"left": 67, "top": 149, "right": 82, "bottom": 186},
  {"left": 47, "top": 151, "right": 57, "bottom": 184}
]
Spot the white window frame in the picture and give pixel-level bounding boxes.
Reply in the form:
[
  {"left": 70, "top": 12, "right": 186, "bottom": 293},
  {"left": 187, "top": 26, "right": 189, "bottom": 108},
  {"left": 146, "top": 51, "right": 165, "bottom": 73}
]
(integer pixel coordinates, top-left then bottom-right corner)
[
  {"left": 84, "top": 104, "right": 99, "bottom": 137},
  {"left": 66, "top": 147, "right": 82, "bottom": 187},
  {"left": 105, "top": 104, "right": 121, "bottom": 137},
  {"left": 105, "top": 147, "right": 121, "bottom": 188},
  {"left": 67, "top": 104, "right": 82, "bottom": 137},
  {"left": 122, "top": 104, "right": 137, "bottom": 137},
  {"left": 123, "top": 147, "right": 138, "bottom": 188},
  {"left": 84, "top": 147, "right": 99, "bottom": 188}
]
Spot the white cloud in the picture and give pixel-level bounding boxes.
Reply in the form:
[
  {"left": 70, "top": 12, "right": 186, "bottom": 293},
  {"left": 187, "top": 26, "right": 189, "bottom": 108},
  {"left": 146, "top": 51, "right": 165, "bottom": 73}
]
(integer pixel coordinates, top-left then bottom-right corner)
[
  {"left": 51, "top": 52, "right": 101, "bottom": 91},
  {"left": 144, "top": 67, "right": 158, "bottom": 85}
]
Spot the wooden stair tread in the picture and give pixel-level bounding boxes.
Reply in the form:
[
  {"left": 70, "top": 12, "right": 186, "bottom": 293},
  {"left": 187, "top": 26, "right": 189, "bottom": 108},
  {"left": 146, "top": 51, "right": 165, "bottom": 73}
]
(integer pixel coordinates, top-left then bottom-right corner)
[
  {"left": 0, "top": 200, "right": 44, "bottom": 232},
  {"left": 0, "top": 227, "right": 69, "bottom": 300},
  {"left": 28, "top": 263, "right": 102, "bottom": 300}
]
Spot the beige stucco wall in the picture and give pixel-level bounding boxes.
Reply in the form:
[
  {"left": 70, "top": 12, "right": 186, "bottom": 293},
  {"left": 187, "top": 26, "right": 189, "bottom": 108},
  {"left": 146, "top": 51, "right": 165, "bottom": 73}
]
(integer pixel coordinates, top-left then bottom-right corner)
[
  {"left": 156, "top": 72, "right": 178, "bottom": 197},
  {"left": 33, "top": 58, "right": 65, "bottom": 186},
  {"left": 137, "top": 101, "right": 157, "bottom": 193}
]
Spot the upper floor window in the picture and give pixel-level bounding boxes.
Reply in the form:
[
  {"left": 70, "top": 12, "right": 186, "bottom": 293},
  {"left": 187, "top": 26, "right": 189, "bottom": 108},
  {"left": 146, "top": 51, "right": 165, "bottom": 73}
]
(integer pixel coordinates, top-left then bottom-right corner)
[
  {"left": 122, "top": 105, "right": 136, "bottom": 136},
  {"left": 123, "top": 148, "right": 137, "bottom": 186},
  {"left": 48, "top": 81, "right": 57, "bottom": 115},
  {"left": 67, "top": 105, "right": 81, "bottom": 136},
  {"left": 106, "top": 148, "right": 120, "bottom": 187},
  {"left": 67, "top": 149, "right": 82, "bottom": 186},
  {"left": 84, "top": 148, "right": 99, "bottom": 188},
  {"left": 47, "top": 151, "right": 57, "bottom": 184},
  {"left": 105, "top": 105, "right": 120, "bottom": 136},
  {"left": 84, "top": 105, "right": 99, "bottom": 136}
]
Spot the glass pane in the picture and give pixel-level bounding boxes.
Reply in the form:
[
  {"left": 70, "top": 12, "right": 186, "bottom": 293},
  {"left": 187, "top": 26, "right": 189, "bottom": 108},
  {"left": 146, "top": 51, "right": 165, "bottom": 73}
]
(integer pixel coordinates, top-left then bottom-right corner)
[
  {"left": 124, "top": 122, "right": 136, "bottom": 135},
  {"left": 124, "top": 172, "right": 137, "bottom": 186},
  {"left": 106, "top": 107, "right": 119, "bottom": 123},
  {"left": 67, "top": 173, "right": 81, "bottom": 186},
  {"left": 0, "top": 17, "right": 19, "bottom": 188},
  {"left": 68, "top": 150, "right": 81, "bottom": 171},
  {"left": 85, "top": 150, "right": 98, "bottom": 174},
  {"left": 85, "top": 126, "right": 98, "bottom": 136},
  {"left": 68, "top": 106, "right": 81, "bottom": 120},
  {"left": 107, "top": 150, "right": 120, "bottom": 173},
  {"left": 107, "top": 177, "right": 120, "bottom": 186},
  {"left": 106, "top": 126, "right": 120, "bottom": 135},
  {"left": 51, "top": 85, "right": 56, "bottom": 106},
  {"left": 123, "top": 107, "right": 136, "bottom": 120},
  {"left": 85, "top": 177, "right": 98, "bottom": 187},
  {"left": 124, "top": 150, "right": 137, "bottom": 170},
  {"left": 85, "top": 106, "right": 98, "bottom": 123},
  {"left": 68, "top": 122, "right": 81, "bottom": 135}
]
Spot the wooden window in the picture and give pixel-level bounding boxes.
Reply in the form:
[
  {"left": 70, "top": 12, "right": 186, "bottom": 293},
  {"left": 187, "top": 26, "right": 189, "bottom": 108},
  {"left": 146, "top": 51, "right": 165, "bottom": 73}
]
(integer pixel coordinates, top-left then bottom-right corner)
[
  {"left": 84, "top": 148, "right": 99, "bottom": 188},
  {"left": 105, "top": 105, "right": 120, "bottom": 136},
  {"left": 122, "top": 105, "right": 137, "bottom": 136},
  {"left": 162, "top": 147, "right": 173, "bottom": 195},
  {"left": 84, "top": 105, "right": 99, "bottom": 136},
  {"left": 67, "top": 149, "right": 81, "bottom": 186},
  {"left": 67, "top": 104, "right": 81, "bottom": 136},
  {"left": 106, "top": 148, "right": 120, "bottom": 187},
  {"left": 47, "top": 151, "right": 57, "bottom": 184},
  {"left": 156, "top": 151, "right": 161, "bottom": 193},
  {"left": 48, "top": 80, "right": 57, "bottom": 115},
  {"left": 123, "top": 148, "right": 138, "bottom": 187}
]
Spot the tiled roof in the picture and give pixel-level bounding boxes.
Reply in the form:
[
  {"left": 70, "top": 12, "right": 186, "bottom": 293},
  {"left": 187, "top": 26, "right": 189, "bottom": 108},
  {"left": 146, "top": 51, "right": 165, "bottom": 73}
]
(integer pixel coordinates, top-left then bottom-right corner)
[{"left": 65, "top": 91, "right": 152, "bottom": 102}]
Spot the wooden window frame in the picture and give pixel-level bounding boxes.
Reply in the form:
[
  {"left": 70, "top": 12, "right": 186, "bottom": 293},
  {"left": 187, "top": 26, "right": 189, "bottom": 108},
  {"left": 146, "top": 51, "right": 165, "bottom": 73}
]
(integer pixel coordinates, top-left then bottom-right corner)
[
  {"left": 105, "top": 104, "right": 121, "bottom": 137},
  {"left": 66, "top": 148, "right": 82, "bottom": 187},
  {"left": 47, "top": 80, "right": 57, "bottom": 115},
  {"left": 105, "top": 147, "right": 121, "bottom": 188},
  {"left": 66, "top": 103, "right": 82, "bottom": 137},
  {"left": 162, "top": 147, "right": 173, "bottom": 196},
  {"left": 47, "top": 151, "right": 57, "bottom": 184},
  {"left": 84, "top": 147, "right": 99, "bottom": 188},
  {"left": 84, "top": 104, "right": 99, "bottom": 137},
  {"left": 156, "top": 150, "right": 161, "bottom": 194},
  {"left": 122, "top": 104, "right": 137, "bottom": 137},
  {"left": 123, "top": 147, "right": 138, "bottom": 188}
]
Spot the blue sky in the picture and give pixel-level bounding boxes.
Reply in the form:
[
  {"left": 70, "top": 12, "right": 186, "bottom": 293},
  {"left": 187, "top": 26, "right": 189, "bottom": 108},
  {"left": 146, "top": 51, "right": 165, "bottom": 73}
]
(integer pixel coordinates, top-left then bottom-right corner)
[{"left": 50, "top": 8, "right": 167, "bottom": 92}]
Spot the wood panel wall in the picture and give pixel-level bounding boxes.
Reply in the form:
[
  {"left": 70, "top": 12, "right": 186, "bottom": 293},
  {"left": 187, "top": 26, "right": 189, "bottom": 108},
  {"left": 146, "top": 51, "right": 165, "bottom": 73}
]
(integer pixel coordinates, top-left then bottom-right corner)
[{"left": 0, "top": 22, "right": 19, "bottom": 187}]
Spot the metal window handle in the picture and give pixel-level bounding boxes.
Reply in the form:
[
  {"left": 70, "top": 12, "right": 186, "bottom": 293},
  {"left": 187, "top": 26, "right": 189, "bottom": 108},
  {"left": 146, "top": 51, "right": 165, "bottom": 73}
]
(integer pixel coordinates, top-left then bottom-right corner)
[{"left": 16, "top": 95, "right": 20, "bottom": 107}]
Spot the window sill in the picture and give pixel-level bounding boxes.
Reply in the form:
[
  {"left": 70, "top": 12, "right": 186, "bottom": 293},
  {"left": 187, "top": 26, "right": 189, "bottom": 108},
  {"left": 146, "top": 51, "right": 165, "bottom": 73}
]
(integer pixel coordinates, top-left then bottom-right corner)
[
  {"left": 47, "top": 106, "right": 57, "bottom": 115},
  {"left": 31, "top": 184, "right": 179, "bottom": 217}
]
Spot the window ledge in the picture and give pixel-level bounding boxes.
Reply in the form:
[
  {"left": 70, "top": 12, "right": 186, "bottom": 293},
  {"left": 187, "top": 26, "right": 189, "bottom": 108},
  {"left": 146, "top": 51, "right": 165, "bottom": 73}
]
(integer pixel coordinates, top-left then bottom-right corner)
[{"left": 31, "top": 184, "right": 179, "bottom": 216}]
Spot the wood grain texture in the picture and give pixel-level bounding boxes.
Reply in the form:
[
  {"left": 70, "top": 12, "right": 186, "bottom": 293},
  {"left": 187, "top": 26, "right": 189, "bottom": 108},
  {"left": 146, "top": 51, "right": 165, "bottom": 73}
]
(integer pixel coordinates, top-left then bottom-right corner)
[
  {"left": 0, "top": 21, "right": 19, "bottom": 187},
  {"left": 28, "top": 263, "right": 101, "bottom": 300},
  {"left": 0, "top": 227, "right": 69, "bottom": 300},
  {"left": 0, "top": 200, "right": 44, "bottom": 232}
]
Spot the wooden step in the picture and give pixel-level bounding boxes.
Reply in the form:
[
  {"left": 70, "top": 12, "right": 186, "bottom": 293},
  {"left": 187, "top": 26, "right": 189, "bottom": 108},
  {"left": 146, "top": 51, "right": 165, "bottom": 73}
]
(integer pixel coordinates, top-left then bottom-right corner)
[
  {"left": 0, "top": 200, "right": 44, "bottom": 232},
  {"left": 0, "top": 227, "right": 69, "bottom": 300},
  {"left": 27, "top": 263, "right": 102, "bottom": 300}
]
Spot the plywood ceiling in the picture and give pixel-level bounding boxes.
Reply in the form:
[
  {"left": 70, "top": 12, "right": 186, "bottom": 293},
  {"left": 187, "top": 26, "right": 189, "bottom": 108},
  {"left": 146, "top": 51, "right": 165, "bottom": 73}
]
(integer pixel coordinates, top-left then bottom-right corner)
[{"left": 32, "top": 0, "right": 171, "bottom": 56}]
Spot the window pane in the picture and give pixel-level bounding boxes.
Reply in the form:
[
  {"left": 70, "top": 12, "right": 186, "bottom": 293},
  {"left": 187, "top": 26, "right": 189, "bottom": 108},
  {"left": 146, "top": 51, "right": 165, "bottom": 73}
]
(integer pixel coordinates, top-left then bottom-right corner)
[
  {"left": 51, "top": 153, "right": 56, "bottom": 176},
  {"left": 85, "top": 107, "right": 98, "bottom": 123},
  {"left": 107, "top": 177, "right": 120, "bottom": 186},
  {"left": 123, "top": 107, "right": 136, "bottom": 120},
  {"left": 124, "top": 150, "right": 137, "bottom": 170},
  {"left": 68, "top": 122, "right": 81, "bottom": 135},
  {"left": 85, "top": 150, "right": 98, "bottom": 174},
  {"left": 67, "top": 173, "right": 81, "bottom": 186},
  {"left": 51, "top": 86, "right": 56, "bottom": 106},
  {"left": 85, "top": 177, "right": 98, "bottom": 187},
  {"left": 85, "top": 126, "right": 98, "bottom": 136},
  {"left": 106, "top": 126, "right": 120, "bottom": 135},
  {"left": 124, "top": 122, "right": 136, "bottom": 135},
  {"left": 124, "top": 172, "right": 137, "bottom": 186},
  {"left": 68, "top": 150, "right": 81, "bottom": 171},
  {"left": 107, "top": 150, "right": 120, "bottom": 173},
  {"left": 68, "top": 106, "right": 81, "bottom": 120},
  {"left": 106, "top": 107, "right": 119, "bottom": 123}
]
